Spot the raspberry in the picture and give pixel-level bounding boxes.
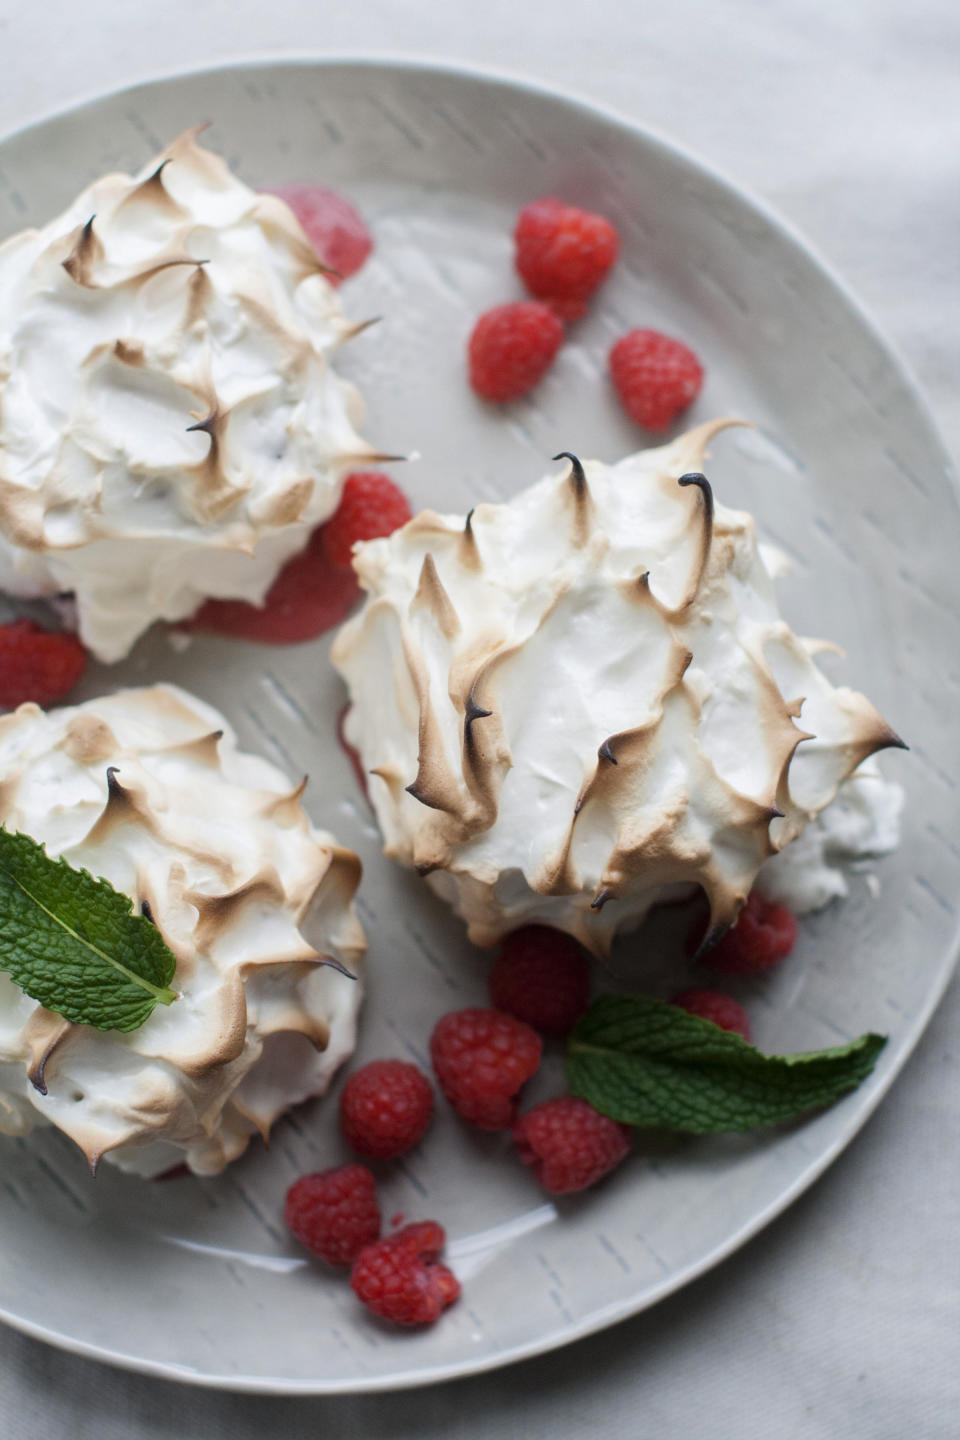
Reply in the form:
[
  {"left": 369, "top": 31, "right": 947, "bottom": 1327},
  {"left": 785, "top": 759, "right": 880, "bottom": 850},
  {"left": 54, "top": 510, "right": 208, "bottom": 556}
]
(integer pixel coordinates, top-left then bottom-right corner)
[
  {"left": 702, "top": 891, "right": 798, "bottom": 976},
  {"left": 340, "top": 1058, "right": 434, "bottom": 1159},
  {"left": 488, "top": 925, "right": 591, "bottom": 1034},
  {"left": 0, "top": 621, "right": 86, "bottom": 710},
  {"left": 514, "top": 197, "right": 620, "bottom": 320},
  {"left": 188, "top": 524, "right": 359, "bottom": 643},
  {"left": 671, "top": 987, "right": 752, "bottom": 1041},
  {"left": 468, "top": 301, "right": 564, "bottom": 402},
  {"left": 263, "top": 184, "right": 372, "bottom": 281},
  {"left": 513, "top": 1097, "right": 631, "bottom": 1195},
  {"left": 609, "top": 328, "right": 704, "bottom": 431},
  {"left": 430, "top": 1007, "right": 542, "bottom": 1129},
  {"left": 350, "top": 1220, "right": 460, "bottom": 1326},
  {"left": 320, "top": 472, "right": 412, "bottom": 570},
  {"left": 284, "top": 1164, "right": 381, "bottom": 1267}
]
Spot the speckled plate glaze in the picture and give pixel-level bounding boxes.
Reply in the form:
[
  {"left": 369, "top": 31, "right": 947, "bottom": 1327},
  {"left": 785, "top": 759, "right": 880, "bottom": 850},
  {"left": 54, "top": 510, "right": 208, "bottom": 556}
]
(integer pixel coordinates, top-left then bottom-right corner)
[{"left": 0, "top": 57, "right": 957, "bottom": 1394}]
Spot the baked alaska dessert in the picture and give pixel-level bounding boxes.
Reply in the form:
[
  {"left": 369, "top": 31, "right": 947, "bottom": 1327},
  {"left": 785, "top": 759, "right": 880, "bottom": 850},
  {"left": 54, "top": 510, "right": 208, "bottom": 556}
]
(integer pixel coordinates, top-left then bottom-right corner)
[
  {"left": 0, "top": 684, "right": 364, "bottom": 1175},
  {"left": 333, "top": 420, "right": 904, "bottom": 955},
  {"left": 0, "top": 129, "right": 380, "bottom": 662}
]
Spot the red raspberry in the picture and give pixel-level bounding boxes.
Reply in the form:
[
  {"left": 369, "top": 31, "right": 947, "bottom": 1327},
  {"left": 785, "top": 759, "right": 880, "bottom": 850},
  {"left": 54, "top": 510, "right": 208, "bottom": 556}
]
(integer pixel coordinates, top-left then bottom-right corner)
[
  {"left": 430, "top": 1007, "right": 542, "bottom": 1129},
  {"left": 284, "top": 1164, "right": 381, "bottom": 1267},
  {"left": 188, "top": 524, "right": 360, "bottom": 643},
  {"left": 340, "top": 1059, "right": 434, "bottom": 1159},
  {"left": 0, "top": 620, "right": 86, "bottom": 710},
  {"left": 350, "top": 1220, "right": 460, "bottom": 1326},
  {"left": 320, "top": 472, "right": 412, "bottom": 569},
  {"left": 513, "top": 1097, "right": 631, "bottom": 1195},
  {"left": 263, "top": 184, "right": 372, "bottom": 281},
  {"left": 671, "top": 987, "right": 752, "bottom": 1041},
  {"left": 609, "top": 328, "right": 704, "bottom": 431},
  {"left": 468, "top": 301, "right": 564, "bottom": 402},
  {"left": 702, "top": 891, "right": 798, "bottom": 976},
  {"left": 514, "top": 197, "right": 620, "bottom": 320},
  {"left": 488, "top": 925, "right": 591, "bottom": 1035}
]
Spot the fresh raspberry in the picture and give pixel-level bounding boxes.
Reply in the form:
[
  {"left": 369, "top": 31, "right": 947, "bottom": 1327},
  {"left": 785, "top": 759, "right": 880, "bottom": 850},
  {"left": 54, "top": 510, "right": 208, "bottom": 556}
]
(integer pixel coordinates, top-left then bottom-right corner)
[
  {"left": 671, "top": 987, "right": 752, "bottom": 1041},
  {"left": 350, "top": 1220, "right": 460, "bottom": 1326},
  {"left": 188, "top": 524, "right": 360, "bottom": 643},
  {"left": 609, "top": 328, "right": 704, "bottom": 431},
  {"left": 430, "top": 1007, "right": 542, "bottom": 1129},
  {"left": 468, "top": 301, "right": 564, "bottom": 402},
  {"left": 701, "top": 891, "right": 798, "bottom": 976},
  {"left": 263, "top": 184, "right": 372, "bottom": 281},
  {"left": 320, "top": 472, "right": 412, "bottom": 569},
  {"left": 340, "top": 1059, "right": 434, "bottom": 1159},
  {"left": 284, "top": 1164, "right": 381, "bottom": 1267},
  {"left": 0, "top": 620, "right": 86, "bottom": 710},
  {"left": 513, "top": 1097, "right": 631, "bottom": 1195},
  {"left": 514, "top": 197, "right": 620, "bottom": 320},
  {"left": 488, "top": 925, "right": 591, "bottom": 1035}
]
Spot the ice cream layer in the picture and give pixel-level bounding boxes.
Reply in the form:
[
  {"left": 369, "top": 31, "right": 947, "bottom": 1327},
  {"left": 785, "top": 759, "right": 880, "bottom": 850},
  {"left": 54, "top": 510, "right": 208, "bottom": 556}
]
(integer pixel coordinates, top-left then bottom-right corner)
[
  {"left": 0, "top": 129, "right": 379, "bottom": 662},
  {"left": 0, "top": 684, "right": 365, "bottom": 1176},
  {"left": 333, "top": 421, "right": 904, "bottom": 955}
]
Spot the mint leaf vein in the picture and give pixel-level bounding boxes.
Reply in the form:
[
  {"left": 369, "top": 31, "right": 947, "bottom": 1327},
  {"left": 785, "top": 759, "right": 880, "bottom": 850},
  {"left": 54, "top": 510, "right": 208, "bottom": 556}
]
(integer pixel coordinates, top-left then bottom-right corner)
[
  {"left": 0, "top": 827, "right": 178, "bottom": 1033},
  {"left": 566, "top": 994, "right": 886, "bottom": 1133}
]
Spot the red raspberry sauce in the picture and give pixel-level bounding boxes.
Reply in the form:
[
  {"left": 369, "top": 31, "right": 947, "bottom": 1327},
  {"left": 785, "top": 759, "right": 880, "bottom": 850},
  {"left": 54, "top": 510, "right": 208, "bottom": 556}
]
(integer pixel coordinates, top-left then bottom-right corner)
[{"left": 262, "top": 184, "right": 373, "bottom": 281}]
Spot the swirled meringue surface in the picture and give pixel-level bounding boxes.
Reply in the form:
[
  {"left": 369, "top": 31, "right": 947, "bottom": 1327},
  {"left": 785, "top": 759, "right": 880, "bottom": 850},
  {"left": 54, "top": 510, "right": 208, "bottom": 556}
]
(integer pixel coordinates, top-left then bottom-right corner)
[
  {"left": 0, "top": 683, "right": 365, "bottom": 1176},
  {"left": 333, "top": 421, "right": 904, "bottom": 954},
  {"left": 0, "top": 129, "right": 377, "bottom": 661}
]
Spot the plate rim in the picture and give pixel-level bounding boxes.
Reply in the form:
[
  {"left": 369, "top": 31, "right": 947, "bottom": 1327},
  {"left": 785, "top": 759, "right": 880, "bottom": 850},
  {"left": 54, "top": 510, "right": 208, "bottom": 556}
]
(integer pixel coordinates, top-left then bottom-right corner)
[{"left": 0, "top": 51, "right": 957, "bottom": 1395}]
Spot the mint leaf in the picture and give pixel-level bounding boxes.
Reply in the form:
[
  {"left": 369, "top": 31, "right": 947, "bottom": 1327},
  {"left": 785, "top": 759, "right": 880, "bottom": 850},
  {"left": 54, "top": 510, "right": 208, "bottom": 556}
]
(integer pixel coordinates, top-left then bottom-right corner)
[
  {"left": 567, "top": 994, "right": 886, "bottom": 1133},
  {"left": 0, "top": 828, "right": 177, "bottom": 1033}
]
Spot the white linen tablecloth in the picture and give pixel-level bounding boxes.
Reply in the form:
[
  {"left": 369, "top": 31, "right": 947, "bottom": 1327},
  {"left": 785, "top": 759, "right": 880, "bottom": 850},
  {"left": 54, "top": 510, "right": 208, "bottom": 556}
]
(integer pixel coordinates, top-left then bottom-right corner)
[{"left": 0, "top": 2, "right": 957, "bottom": 1434}]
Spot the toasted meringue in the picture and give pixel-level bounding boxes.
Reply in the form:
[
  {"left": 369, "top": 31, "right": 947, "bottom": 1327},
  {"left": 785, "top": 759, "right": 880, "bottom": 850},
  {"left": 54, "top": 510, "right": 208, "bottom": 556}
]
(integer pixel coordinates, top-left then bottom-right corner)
[
  {"left": 0, "top": 129, "right": 379, "bottom": 662},
  {"left": 756, "top": 756, "right": 903, "bottom": 913},
  {"left": 0, "top": 684, "right": 364, "bottom": 1176},
  {"left": 333, "top": 421, "right": 904, "bottom": 955}
]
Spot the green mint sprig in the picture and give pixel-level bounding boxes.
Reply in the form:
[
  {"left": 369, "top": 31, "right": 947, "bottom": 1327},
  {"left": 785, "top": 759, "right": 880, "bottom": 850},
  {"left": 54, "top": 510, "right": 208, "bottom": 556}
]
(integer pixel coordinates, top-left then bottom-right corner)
[
  {"left": 566, "top": 994, "right": 886, "bottom": 1133},
  {"left": 0, "top": 827, "right": 178, "bottom": 1033}
]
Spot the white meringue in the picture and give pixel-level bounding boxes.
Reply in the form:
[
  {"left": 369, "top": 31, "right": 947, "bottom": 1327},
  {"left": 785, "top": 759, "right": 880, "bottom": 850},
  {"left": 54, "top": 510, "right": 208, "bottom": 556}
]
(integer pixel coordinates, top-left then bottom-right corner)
[
  {"left": 0, "top": 129, "right": 380, "bottom": 662},
  {"left": 756, "top": 758, "right": 904, "bottom": 913},
  {"left": 332, "top": 421, "right": 904, "bottom": 955},
  {"left": 0, "top": 683, "right": 365, "bottom": 1176}
]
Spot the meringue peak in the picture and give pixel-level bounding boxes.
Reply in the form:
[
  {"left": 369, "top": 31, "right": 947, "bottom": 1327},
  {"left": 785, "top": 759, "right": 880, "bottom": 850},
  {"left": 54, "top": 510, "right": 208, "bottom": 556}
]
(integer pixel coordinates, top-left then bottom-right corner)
[
  {"left": 0, "top": 685, "right": 366, "bottom": 1176},
  {"left": 334, "top": 421, "right": 902, "bottom": 955},
  {"left": 0, "top": 129, "right": 380, "bottom": 661}
]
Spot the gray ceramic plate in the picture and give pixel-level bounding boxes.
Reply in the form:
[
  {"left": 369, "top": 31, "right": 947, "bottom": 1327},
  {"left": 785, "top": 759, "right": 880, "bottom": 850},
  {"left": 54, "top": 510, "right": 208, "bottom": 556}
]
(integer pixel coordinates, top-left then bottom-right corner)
[{"left": 0, "top": 57, "right": 957, "bottom": 1394}]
